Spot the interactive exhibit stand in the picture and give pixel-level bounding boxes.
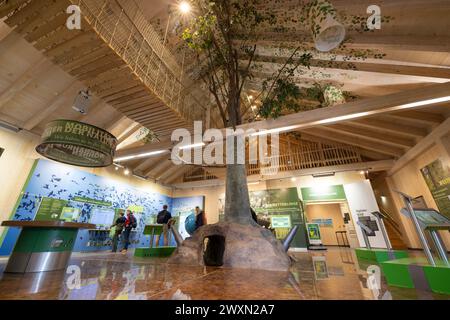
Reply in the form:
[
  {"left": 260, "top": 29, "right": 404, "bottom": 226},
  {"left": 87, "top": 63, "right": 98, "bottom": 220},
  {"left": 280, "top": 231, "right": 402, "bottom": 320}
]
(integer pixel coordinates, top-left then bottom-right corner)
[
  {"left": 355, "top": 213, "right": 408, "bottom": 264},
  {"left": 380, "top": 192, "right": 450, "bottom": 295},
  {"left": 1, "top": 220, "right": 94, "bottom": 273},
  {"left": 134, "top": 223, "right": 178, "bottom": 258}
]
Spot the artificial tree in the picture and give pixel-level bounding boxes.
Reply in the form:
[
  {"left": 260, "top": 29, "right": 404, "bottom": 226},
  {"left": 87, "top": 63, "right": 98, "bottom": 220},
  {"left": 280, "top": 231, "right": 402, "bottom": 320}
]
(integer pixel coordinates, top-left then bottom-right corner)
[{"left": 168, "top": 0, "right": 388, "bottom": 270}]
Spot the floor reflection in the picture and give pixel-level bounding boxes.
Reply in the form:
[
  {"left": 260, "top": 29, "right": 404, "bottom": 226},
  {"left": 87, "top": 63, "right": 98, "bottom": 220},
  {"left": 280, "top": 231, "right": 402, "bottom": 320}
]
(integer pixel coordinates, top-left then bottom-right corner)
[{"left": 0, "top": 248, "right": 447, "bottom": 300}]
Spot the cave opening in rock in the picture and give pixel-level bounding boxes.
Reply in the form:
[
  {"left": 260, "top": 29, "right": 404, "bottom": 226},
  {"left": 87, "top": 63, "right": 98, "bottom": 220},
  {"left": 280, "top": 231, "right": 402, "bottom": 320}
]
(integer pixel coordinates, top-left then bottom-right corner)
[{"left": 203, "top": 235, "right": 226, "bottom": 267}]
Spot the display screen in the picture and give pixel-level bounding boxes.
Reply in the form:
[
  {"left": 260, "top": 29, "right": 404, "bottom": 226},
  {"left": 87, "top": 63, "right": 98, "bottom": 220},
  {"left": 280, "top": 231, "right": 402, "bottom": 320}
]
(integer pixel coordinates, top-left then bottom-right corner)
[
  {"left": 89, "top": 207, "right": 115, "bottom": 227},
  {"left": 413, "top": 209, "right": 450, "bottom": 226},
  {"left": 60, "top": 207, "right": 80, "bottom": 222}
]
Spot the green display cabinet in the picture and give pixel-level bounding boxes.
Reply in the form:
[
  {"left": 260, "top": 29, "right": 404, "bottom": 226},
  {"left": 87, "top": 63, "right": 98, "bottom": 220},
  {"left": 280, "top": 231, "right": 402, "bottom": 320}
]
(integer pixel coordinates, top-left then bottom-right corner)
[
  {"left": 134, "top": 224, "right": 176, "bottom": 258},
  {"left": 355, "top": 248, "right": 409, "bottom": 263},
  {"left": 381, "top": 257, "right": 450, "bottom": 295},
  {"left": 1, "top": 220, "right": 94, "bottom": 273}
]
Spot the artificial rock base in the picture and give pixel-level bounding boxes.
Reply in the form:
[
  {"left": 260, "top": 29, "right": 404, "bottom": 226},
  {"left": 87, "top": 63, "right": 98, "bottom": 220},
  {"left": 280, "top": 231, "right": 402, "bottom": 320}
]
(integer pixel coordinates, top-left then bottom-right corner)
[{"left": 168, "top": 222, "right": 291, "bottom": 271}]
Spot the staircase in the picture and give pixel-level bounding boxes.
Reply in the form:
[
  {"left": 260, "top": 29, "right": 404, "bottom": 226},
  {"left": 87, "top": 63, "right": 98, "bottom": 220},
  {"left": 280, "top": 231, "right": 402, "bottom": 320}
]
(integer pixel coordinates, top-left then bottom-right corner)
[{"left": 377, "top": 206, "right": 408, "bottom": 250}]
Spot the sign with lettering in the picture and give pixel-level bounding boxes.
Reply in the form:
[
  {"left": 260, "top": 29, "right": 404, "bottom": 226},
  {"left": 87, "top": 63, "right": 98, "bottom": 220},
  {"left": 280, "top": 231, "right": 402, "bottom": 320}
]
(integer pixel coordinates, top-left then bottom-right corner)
[
  {"left": 36, "top": 120, "right": 117, "bottom": 167},
  {"left": 270, "top": 215, "right": 292, "bottom": 228},
  {"left": 421, "top": 158, "right": 450, "bottom": 219},
  {"left": 301, "top": 185, "right": 346, "bottom": 202}
]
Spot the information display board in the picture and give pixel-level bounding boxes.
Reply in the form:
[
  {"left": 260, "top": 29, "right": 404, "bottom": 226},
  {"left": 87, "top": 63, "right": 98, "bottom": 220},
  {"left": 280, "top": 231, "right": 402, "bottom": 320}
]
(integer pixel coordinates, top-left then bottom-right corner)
[
  {"left": 306, "top": 223, "right": 323, "bottom": 245},
  {"left": 358, "top": 216, "right": 379, "bottom": 236},
  {"left": 271, "top": 215, "right": 292, "bottom": 229},
  {"left": 413, "top": 209, "right": 450, "bottom": 226},
  {"left": 60, "top": 207, "right": 80, "bottom": 222},
  {"left": 89, "top": 207, "right": 115, "bottom": 227},
  {"left": 35, "top": 197, "right": 68, "bottom": 221},
  {"left": 421, "top": 158, "right": 450, "bottom": 219}
]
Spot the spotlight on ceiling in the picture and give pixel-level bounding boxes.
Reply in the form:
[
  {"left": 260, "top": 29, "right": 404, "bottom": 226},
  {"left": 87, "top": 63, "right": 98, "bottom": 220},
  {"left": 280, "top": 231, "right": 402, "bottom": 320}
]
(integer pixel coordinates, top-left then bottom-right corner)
[
  {"left": 179, "top": 1, "right": 191, "bottom": 14},
  {"left": 72, "top": 89, "right": 92, "bottom": 115}
]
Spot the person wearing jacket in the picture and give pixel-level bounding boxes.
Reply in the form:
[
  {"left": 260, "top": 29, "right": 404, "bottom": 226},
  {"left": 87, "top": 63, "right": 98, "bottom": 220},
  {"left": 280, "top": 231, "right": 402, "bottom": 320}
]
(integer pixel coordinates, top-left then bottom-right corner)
[
  {"left": 155, "top": 205, "right": 172, "bottom": 247},
  {"left": 194, "top": 206, "right": 207, "bottom": 230},
  {"left": 111, "top": 211, "right": 126, "bottom": 253},
  {"left": 121, "top": 210, "right": 137, "bottom": 254}
]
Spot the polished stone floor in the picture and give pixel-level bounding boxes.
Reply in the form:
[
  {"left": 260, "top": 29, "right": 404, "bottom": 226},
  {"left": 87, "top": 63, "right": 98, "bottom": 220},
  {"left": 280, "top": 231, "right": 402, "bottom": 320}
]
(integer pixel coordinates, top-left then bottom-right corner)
[{"left": 0, "top": 248, "right": 448, "bottom": 300}]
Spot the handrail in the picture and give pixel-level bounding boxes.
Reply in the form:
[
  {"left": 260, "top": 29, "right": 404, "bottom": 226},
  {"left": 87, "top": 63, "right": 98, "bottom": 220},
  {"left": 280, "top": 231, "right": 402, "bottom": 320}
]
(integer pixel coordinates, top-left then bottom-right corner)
[{"left": 376, "top": 205, "right": 403, "bottom": 236}]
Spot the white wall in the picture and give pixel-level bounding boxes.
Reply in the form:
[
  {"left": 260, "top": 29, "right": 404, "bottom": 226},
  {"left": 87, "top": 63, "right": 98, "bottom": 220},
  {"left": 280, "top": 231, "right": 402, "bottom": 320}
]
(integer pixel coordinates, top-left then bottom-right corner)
[{"left": 344, "top": 180, "right": 388, "bottom": 249}]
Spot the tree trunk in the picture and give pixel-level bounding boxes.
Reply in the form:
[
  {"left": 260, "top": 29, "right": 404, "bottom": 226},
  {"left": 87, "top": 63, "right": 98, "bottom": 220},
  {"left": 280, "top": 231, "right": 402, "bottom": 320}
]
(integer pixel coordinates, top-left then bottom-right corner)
[{"left": 224, "top": 163, "right": 255, "bottom": 225}]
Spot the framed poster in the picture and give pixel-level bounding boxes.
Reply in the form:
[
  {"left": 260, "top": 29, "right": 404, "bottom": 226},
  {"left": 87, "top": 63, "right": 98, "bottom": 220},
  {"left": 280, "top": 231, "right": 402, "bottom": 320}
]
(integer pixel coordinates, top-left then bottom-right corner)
[
  {"left": 420, "top": 158, "right": 450, "bottom": 219},
  {"left": 306, "top": 223, "right": 322, "bottom": 245}
]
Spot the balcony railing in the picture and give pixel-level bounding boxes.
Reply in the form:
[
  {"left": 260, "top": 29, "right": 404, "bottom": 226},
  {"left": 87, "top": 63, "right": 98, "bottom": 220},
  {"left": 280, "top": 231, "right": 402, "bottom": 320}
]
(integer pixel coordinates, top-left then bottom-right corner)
[
  {"left": 74, "top": 0, "right": 208, "bottom": 123},
  {"left": 182, "top": 141, "right": 363, "bottom": 182}
]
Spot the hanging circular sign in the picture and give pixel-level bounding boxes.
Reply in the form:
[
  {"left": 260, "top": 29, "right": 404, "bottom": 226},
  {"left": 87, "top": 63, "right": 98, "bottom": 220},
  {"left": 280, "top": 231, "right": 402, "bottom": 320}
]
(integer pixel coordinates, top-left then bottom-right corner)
[{"left": 36, "top": 120, "right": 118, "bottom": 167}]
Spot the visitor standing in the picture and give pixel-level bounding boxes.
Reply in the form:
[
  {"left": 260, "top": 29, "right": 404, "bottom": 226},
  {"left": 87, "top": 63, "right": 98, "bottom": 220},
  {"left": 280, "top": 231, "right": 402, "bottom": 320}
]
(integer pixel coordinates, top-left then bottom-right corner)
[
  {"left": 156, "top": 205, "right": 172, "bottom": 247},
  {"left": 111, "top": 211, "right": 126, "bottom": 252},
  {"left": 121, "top": 210, "right": 137, "bottom": 254},
  {"left": 195, "top": 206, "right": 207, "bottom": 230}
]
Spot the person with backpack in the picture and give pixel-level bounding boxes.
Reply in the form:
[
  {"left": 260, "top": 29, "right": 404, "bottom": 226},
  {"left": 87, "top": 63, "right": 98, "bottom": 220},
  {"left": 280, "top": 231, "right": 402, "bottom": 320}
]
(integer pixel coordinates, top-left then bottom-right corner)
[
  {"left": 155, "top": 205, "right": 172, "bottom": 247},
  {"left": 121, "top": 210, "right": 137, "bottom": 254},
  {"left": 111, "top": 211, "right": 126, "bottom": 252}
]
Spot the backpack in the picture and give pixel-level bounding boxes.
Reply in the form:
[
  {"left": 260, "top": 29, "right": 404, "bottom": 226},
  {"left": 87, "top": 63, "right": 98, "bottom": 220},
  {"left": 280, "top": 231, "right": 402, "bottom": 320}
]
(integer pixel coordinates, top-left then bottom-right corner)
[{"left": 131, "top": 216, "right": 137, "bottom": 229}]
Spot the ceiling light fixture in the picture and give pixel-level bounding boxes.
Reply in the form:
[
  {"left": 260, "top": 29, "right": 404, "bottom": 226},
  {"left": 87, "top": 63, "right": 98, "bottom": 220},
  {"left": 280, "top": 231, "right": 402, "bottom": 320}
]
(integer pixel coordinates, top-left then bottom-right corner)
[
  {"left": 114, "top": 150, "right": 167, "bottom": 162},
  {"left": 124, "top": 168, "right": 130, "bottom": 176},
  {"left": 179, "top": 1, "right": 191, "bottom": 14},
  {"left": 312, "top": 172, "right": 335, "bottom": 178},
  {"left": 178, "top": 142, "right": 206, "bottom": 150},
  {"left": 0, "top": 120, "right": 22, "bottom": 133}
]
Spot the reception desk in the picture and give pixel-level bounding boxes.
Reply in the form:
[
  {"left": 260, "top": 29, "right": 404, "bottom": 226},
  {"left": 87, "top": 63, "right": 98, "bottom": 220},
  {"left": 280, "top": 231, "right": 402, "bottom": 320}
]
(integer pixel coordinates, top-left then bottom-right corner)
[{"left": 1, "top": 220, "right": 95, "bottom": 273}]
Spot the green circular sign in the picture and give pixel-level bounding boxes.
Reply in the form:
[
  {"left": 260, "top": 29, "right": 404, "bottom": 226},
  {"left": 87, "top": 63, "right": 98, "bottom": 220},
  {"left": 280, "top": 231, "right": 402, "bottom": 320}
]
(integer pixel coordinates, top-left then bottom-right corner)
[{"left": 36, "top": 120, "right": 118, "bottom": 167}]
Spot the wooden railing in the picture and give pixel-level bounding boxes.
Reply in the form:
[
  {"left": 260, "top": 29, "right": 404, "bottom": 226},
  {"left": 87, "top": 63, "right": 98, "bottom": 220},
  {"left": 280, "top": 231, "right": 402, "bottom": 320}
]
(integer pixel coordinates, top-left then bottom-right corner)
[
  {"left": 183, "top": 168, "right": 218, "bottom": 183},
  {"left": 183, "top": 141, "right": 363, "bottom": 182},
  {"left": 74, "top": 0, "right": 208, "bottom": 123},
  {"left": 248, "top": 142, "right": 363, "bottom": 176}
]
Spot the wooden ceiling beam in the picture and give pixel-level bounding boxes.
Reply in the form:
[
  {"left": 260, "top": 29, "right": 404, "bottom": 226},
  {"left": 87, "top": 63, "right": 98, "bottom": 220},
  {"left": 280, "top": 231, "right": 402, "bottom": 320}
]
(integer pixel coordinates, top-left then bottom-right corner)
[
  {"left": 348, "top": 118, "right": 429, "bottom": 138},
  {"left": 243, "top": 55, "right": 450, "bottom": 80},
  {"left": 0, "top": 57, "right": 51, "bottom": 111},
  {"left": 116, "top": 82, "right": 450, "bottom": 158},
  {"left": 105, "top": 115, "right": 127, "bottom": 133},
  {"left": 145, "top": 158, "right": 173, "bottom": 178},
  {"left": 298, "top": 133, "right": 390, "bottom": 161},
  {"left": 22, "top": 81, "right": 82, "bottom": 131},
  {"left": 133, "top": 154, "right": 168, "bottom": 173},
  {"left": 326, "top": 123, "right": 416, "bottom": 148},
  {"left": 0, "top": 0, "right": 28, "bottom": 18},
  {"left": 389, "top": 118, "right": 450, "bottom": 175},
  {"left": 302, "top": 128, "right": 405, "bottom": 158},
  {"left": 117, "top": 123, "right": 141, "bottom": 145},
  {"left": 165, "top": 166, "right": 193, "bottom": 184},
  {"left": 386, "top": 110, "right": 446, "bottom": 125},
  {"left": 158, "top": 164, "right": 183, "bottom": 181}
]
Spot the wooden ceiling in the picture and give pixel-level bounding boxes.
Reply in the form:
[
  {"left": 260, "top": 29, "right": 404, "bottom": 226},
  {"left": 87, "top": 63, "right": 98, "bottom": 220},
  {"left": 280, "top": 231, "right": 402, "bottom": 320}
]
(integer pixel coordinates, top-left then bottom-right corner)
[{"left": 0, "top": 0, "right": 449, "bottom": 186}]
